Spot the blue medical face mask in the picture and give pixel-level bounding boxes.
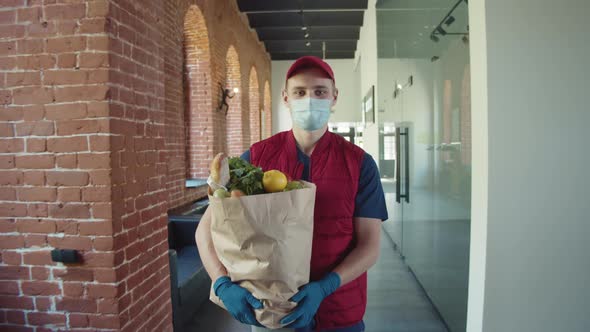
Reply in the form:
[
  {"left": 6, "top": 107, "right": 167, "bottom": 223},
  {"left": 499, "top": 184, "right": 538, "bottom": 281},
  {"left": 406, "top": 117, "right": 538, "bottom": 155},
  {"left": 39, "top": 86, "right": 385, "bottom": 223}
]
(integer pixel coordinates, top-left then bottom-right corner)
[{"left": 289, "top": 97, "right": 332, "bottom": 131}]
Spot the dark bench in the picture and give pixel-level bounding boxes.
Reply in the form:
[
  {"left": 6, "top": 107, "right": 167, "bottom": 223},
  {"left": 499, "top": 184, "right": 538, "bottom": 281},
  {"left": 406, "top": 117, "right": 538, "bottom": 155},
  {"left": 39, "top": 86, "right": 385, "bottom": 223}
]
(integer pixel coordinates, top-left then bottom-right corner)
[{"left": 167, "top": 200, "right": 211, "bottom": 332}]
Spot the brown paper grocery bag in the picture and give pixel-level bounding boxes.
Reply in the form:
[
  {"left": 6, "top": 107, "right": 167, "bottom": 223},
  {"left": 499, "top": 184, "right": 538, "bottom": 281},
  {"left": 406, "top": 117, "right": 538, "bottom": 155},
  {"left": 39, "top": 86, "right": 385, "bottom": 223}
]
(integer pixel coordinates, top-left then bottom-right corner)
[{"left": 208, "top": 181, "right": 316, "bottom": 329}]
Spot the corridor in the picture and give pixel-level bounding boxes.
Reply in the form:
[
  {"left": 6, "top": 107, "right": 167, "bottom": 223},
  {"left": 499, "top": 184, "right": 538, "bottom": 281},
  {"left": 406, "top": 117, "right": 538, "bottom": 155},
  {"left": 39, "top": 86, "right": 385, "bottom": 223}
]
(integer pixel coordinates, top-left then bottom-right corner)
[{"left": 2, "top": 0, "right": 587, "bottom": 331}]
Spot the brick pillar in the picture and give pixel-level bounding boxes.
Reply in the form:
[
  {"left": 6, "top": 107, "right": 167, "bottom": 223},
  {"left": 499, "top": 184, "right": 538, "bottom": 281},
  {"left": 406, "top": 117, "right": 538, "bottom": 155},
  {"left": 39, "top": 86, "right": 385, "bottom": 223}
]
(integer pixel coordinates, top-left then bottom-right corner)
[
  {"left": 107, "top": 0, "right": 172, "bottom": 330},
  {"left": 249, "top": 67, "right": 260, "bottom": 144},
  {"left": 263, "top": 80, "right": 272, "bottom": 138}
]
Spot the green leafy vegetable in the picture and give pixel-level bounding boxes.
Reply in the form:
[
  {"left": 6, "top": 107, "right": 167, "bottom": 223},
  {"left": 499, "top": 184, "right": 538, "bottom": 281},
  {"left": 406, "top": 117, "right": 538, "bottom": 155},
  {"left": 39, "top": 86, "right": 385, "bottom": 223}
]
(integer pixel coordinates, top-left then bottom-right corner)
[{"left": 227, "top": 157, "right": 265, "bottom": 196}]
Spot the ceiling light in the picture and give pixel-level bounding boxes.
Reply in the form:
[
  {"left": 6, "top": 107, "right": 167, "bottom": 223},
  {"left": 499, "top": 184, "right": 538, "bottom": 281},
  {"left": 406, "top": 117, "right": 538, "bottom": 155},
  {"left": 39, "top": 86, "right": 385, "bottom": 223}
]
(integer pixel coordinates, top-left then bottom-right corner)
[
  {"left": 430, "top": 34, "right": 439, "bottom": 42},
  {"left": 304, "top": 33, "right": 309, "bottom": 38},
  {"left": 445, "top": 16, "right": 456, "bottom": 26},
  {"left": 436, "top": 26, "right": 447, "bottom": 35},
  {"left": 305, "top": 41, "right": 311, "bottom": 47},
  {"left": 233, "top": 87, "right": 239, "bottom": 93},
  {"left": 301, "top": 26, "right": 307, "bottom": 31}
]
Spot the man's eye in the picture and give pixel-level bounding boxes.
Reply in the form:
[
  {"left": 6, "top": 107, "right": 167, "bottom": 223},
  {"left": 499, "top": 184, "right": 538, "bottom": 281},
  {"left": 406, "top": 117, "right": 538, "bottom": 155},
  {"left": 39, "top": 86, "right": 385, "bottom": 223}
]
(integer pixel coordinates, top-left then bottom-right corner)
[
  {"left": 315, "top": 90, "right": 327, "bottom": 96},
  {"left": 296, "top": 91, "right": 306, "bottom": 96}
]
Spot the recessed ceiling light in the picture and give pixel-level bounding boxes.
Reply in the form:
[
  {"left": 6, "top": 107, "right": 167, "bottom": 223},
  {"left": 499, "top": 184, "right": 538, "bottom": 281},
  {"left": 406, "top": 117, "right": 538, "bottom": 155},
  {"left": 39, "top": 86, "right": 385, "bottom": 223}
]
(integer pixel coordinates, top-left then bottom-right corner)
[
  {"left": 305, "top": 41, "right": 311, "bottom": 47},
  {"left": 304, "top": 33, "right": 309, "bottom": 38},
  {"left": 301, "top": 26, "right": 308, "bottom": 31}
]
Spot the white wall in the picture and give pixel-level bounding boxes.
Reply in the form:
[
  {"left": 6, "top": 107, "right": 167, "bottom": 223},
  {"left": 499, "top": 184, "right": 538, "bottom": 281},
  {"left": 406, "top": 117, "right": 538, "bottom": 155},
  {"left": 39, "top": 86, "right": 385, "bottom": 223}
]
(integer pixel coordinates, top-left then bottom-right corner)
[
  {"left": 354, "top": 0, "right": 379, "bottom": 160},
  {"left": 271, "top": 59, "right": 359, "bottom": 134},
  {"left": 271, "top": 61, "right": 291, "bottom": 133},
  {"left": 468, "top": 0, "right": 590, "bottom": 331}
]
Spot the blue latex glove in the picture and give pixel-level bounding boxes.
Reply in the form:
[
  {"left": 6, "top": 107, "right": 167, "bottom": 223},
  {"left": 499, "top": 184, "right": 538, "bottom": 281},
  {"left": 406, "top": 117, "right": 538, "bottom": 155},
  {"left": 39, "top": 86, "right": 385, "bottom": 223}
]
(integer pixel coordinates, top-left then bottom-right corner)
[
  {"left": 280, "top": 272, "right": 342, "bottom": 328},
  {"left": 214, "top": 276, "right": 264, "bottom": 326}
]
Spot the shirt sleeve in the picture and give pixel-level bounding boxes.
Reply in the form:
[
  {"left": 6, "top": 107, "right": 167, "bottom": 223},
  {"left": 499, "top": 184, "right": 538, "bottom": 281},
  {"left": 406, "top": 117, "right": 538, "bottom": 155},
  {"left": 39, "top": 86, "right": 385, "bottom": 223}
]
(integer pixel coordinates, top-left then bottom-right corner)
[
  {"left": 354, "top": 153, "right": 389, "bottom": 221},
  {"left": 240, "top": 150, "right": 251, "bottom": 163}
]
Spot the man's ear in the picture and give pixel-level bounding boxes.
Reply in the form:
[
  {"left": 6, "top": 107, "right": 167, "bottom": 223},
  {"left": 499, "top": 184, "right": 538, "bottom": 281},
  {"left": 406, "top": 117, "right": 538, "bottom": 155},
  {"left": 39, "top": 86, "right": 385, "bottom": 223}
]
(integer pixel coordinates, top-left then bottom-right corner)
[{"left": 332, "top": 87, "right": 339, "bottom": 108}]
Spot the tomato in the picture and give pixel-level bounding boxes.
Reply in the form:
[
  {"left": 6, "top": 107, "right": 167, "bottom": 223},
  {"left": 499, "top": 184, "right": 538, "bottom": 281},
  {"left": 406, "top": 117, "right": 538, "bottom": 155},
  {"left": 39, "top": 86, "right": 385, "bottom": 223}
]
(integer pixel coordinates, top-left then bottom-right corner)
[{"left": 231, "top": 189, "right": 245, "bottom": 197}]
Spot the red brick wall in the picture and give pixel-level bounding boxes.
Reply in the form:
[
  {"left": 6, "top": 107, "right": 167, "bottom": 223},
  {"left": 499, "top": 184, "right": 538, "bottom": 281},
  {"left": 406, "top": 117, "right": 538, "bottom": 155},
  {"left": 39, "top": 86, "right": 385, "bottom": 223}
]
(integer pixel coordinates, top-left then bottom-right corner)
[
  {"left": 1, "top": 0, "right": 117, "bottom": 330},
  {"left": 0, "top": 0, "right": 271, "bottom": 331}
]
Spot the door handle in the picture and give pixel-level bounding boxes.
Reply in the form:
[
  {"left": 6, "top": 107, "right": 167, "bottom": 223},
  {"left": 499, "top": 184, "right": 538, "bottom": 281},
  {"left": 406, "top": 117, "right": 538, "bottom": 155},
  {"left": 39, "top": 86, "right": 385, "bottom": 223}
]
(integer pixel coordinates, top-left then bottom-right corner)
[
  {"left": 398, "top": 128, "right": 409, "bottom": 203},
  {"left": 397, "top": 127, "right": 410, "bottom": 204},
  {"left": 403, "top": 127, "right": 410, "bottom": 203},
  {"left": 395, "top": 127, "right": 401, "bottom": 203}
]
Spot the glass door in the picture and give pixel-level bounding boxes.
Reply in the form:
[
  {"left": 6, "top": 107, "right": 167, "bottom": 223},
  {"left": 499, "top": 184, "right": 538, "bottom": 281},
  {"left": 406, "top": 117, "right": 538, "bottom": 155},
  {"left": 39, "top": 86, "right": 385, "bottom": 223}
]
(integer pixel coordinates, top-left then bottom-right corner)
[{"left": 377, "top": 1, "right": 471, "bottom": 331}]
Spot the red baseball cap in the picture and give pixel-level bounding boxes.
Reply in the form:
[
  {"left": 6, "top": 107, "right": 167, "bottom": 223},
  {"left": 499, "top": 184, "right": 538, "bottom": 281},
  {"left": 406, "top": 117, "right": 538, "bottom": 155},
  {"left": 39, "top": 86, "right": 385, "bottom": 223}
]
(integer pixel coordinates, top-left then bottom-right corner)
[{"left": 286, "top": 56, "right": 335, "bottom": 84}]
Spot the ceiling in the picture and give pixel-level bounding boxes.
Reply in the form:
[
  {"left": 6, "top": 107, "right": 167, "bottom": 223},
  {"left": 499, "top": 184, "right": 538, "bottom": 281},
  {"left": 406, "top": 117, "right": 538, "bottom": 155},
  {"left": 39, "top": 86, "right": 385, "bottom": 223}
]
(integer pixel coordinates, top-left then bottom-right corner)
[
  {"left": 237, "top": 0, "right": 369, "bottom": 60},
  {"left": 376, "top": 0, "right": 469, "bottom": 58}
]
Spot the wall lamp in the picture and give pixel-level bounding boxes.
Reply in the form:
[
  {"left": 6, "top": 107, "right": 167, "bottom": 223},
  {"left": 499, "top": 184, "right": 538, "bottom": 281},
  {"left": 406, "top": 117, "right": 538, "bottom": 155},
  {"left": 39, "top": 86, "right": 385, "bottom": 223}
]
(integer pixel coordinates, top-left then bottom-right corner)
[
  {"left": 393, "top": 76, "right": 413, "bottom": 99},
  {"left": 218, "top": 83, "right": 239, "bottom": 116},
  {"left": 445, "top": 16, "right": 456, "bottom": 26},
  {"left": 429, "top": 0, "right": 468, "bottom": 43}
]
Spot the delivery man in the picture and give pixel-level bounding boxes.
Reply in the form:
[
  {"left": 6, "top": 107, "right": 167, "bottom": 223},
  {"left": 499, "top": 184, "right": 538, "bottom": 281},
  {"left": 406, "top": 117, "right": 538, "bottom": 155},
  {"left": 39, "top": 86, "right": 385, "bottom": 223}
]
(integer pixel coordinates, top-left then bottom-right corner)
[{"left": 196, "top": 56, "right": 388, "bottom": 332}]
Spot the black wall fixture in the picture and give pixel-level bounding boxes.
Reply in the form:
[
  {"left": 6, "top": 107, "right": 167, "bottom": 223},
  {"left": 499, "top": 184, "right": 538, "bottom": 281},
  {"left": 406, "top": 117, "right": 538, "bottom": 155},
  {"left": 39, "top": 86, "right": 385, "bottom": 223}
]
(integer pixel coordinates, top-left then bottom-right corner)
[{"left": 51, "top": 249, "right": 81, "bottom": 264}]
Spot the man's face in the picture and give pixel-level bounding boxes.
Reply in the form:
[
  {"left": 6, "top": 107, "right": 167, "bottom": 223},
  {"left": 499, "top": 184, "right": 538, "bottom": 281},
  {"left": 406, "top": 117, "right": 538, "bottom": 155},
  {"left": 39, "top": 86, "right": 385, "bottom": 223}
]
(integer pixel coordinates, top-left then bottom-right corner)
[{"left": 282, "top": 67, "right": 338, "bottom": 109}]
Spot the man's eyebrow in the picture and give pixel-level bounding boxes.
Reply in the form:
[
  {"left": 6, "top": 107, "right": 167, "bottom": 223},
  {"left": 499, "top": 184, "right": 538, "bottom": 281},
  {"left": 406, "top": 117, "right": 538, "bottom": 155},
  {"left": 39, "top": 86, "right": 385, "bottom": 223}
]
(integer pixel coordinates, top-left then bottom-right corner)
[
  {"left": 290, "top": 85, "right": 329, "bottom": 90},
  {"left": 290, "top": 86, "right": 306, "bottom": 90}
]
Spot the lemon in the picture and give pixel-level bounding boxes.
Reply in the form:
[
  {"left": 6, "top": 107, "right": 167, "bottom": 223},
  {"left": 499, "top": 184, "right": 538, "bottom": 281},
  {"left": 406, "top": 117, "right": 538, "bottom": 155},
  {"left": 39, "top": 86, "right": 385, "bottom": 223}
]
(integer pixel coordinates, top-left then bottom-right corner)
[{"left": 262, "top": 170, "right": 288, "bottom": 193}]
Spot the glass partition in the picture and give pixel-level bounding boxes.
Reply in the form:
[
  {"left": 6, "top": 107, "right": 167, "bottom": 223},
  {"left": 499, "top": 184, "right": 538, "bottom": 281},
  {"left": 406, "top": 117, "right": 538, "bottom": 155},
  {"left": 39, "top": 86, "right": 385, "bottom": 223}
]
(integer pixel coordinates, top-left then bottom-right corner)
[{"left": 377, "top": 0, "right": 471, "bottom": 330}]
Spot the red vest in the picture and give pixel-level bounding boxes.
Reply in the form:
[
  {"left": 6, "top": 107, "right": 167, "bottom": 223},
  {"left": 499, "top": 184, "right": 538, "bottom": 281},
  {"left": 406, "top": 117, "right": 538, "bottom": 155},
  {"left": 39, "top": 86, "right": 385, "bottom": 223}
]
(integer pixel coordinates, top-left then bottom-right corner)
[{"left": 250, "top": 130, "right": 367, "bottom": 331}]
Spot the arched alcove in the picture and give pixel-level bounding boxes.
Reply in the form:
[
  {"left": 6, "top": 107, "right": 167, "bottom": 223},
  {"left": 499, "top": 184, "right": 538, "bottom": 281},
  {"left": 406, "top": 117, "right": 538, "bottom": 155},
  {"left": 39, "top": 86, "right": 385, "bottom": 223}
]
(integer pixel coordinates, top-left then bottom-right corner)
[
  {"left": 225, "top": 45, "right": 243, "bottom": 156},
  {"left": 183, "top": 5, "right": 211, "bottom": 178}
]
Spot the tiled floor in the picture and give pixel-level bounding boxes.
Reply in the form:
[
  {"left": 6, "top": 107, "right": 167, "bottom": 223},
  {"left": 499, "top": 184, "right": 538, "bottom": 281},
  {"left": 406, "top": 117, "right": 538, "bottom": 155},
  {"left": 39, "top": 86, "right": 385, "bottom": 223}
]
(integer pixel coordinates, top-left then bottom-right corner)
[
  {"left": 184, "top": 230, "right": 447, "bottom": 332},
  {"left": 363, "top": 231, "right": 448, "bottom": 332}
]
